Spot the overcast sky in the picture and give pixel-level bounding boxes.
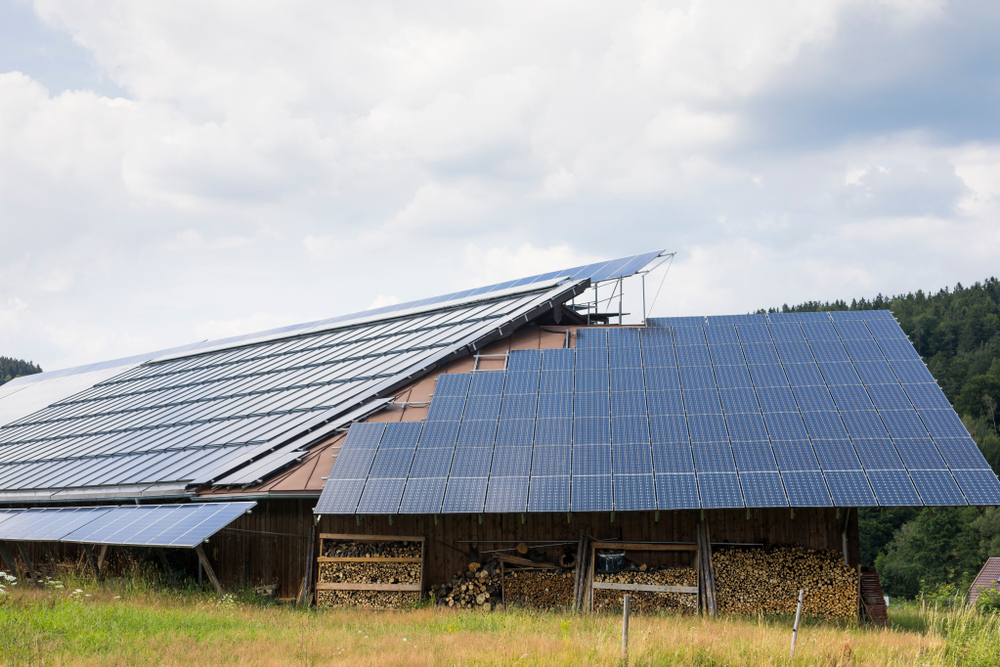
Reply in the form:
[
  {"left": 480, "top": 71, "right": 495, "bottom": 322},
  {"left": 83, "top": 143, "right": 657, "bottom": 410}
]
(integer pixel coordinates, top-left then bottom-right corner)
[{"left": 1, "top": 0, "right": 998, "bottom": 371}]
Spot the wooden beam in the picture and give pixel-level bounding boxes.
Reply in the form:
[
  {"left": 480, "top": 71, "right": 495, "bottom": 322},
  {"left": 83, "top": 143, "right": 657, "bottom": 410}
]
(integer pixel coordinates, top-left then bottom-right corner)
[
  {"left": 194, "top": 544, "right": 223, "bottom": 597},
  {"left": 97, "top": 545, "right": 110, "bottom": 572},
  {"left": 591, "top": 542, "right": 698, "bottom": 552},
  {"left": 315, "top": 582, "right": 421, "bottom": 592},
  {"left": 494, "top": 553, "right": 557, "bottom": 568},
  {"left": 297, "top": 523, "right": 316, "bottom": 606},
  {"left": 0, "top": 541, "right": 21, "bottom": 580},
  {"left": 592, "top": 582, "right": 698, "bottom": 594},
  {"left": 155, "top": 548, "right": 176, "bottom": 585},
  {"left": 317, "top": 556, "right": 422, "bottom": 563},
  {"left": 16, "top": 543, "right": 40, "bottom": 587},
  {"left": 319, "top": 533, "right": 424, "bottom": 542}
]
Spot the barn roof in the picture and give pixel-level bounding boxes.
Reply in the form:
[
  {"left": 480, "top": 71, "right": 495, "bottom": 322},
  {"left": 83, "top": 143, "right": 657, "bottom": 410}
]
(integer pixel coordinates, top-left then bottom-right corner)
[
  {"left": 969, "top": 557, "right": 1000, "bottom": 604},
  {"left": 0, "top": 252, "right": 663, "bottom": 504},
  {"left": 315, "top": 310, "right": 1000, "bottom": 514}
]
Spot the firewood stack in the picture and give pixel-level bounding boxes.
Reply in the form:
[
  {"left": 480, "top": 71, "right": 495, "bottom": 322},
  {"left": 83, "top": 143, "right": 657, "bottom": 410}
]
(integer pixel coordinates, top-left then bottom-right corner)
[
  {"left": 593, "top": 567, "right": 697, "bottom": 613},
  {"left": 504, "top": 569, "right": 575, "bottom": 609},
  {"left": 322, "top": 540, "right": 421, "bottom": 559},
  {"left": 316, "top": 535, "right": 424, "bottom": 609},
  {"left": 713, "top": 546, "right": 858, "bottom": 619},
  {"left": 318, "top": 560, "right": 421, "bottom": 585},
  {"left": 316, "top": 590, "right": 417, "bottom": 609},
  {"left": 432, "top": 561, "right": 503, "bottom": 610}
]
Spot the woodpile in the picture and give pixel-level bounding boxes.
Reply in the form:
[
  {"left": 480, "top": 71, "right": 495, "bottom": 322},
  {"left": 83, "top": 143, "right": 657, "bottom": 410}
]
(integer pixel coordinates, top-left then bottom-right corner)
[
  {"left": 316, "top": 534, "right": 424, "bottom": 610},
  {"left": 505, "top": 569, "right": 575, "bottom": 610},
  {"left": 321, "top": 540, "right": 421, "bottom": 559},
  {"left": 317, "top": 590, "right": 418, "bottom": 609},
  {"left": 713, "top": 546, "right": 858, "bottom": 619},
  {"left": 432, "top": 561, "right": 503, "bottom": 610},
  {"left": 318, "top": 561, "right": 421, "bottom": 585},
  {"left": 593, "top": 567, "right": 697, "bottom": 613}
]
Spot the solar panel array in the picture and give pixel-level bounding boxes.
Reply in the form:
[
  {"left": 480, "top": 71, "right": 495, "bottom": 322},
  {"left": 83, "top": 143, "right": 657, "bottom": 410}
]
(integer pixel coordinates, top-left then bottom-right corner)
[
  {"left": 316, "top": 310, "right": 1000, "bottom": 514},
  {"left": 0, "top": 502, "right": 254, "bottom": 548}
]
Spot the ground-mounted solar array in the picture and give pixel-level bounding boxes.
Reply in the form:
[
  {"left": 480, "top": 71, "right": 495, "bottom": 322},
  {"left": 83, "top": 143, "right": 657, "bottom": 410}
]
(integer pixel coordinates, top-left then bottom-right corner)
[{"left": 316, "top": 310, "right": 1000, "bottom": 514}]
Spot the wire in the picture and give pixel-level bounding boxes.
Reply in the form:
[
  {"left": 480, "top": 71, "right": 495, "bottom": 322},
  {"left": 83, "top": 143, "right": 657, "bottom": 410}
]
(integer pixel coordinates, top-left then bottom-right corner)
[{"left": 646, "top": 254, "right": 675, "bottom": 317}]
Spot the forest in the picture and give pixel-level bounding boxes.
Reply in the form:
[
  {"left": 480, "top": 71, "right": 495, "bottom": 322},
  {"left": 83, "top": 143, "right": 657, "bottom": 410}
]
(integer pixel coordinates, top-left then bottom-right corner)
[
  {"left": 761, "top": 277, "right": 1000, "bottom": 598},
  {"left": 0, "top": 356, "right": 42, "bottom": 385}
]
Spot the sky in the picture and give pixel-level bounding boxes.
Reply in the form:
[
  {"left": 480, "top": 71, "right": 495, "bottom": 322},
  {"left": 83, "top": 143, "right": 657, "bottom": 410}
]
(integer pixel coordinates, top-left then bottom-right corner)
[{"left": 1, "top": 0, "right": 999, "bottom": 372}]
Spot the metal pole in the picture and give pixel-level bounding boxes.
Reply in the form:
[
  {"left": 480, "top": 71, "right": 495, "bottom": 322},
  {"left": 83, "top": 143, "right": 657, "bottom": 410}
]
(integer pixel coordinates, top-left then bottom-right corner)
[
  {"left": 790, "top": 589, "right": 804, "bottom": 658},
  {"left": 622, "top": 593, "right": 630, "bottom": 666},
  {"left": 642, "top": 274, "right": 646, "bottom": 324}
]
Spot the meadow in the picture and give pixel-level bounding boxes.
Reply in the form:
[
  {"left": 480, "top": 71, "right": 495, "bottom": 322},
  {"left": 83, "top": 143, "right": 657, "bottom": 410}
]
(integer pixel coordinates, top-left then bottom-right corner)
[{"left": 1, "top": 571, "right": 998, "bottom": 666}]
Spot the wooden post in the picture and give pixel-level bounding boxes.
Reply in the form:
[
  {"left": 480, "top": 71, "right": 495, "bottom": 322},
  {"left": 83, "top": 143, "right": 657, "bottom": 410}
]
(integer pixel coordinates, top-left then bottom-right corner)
[
  {"left": 790, "top": 589, "right": 804, "bottom": 658},
  {"left": 0, "top": 541, "right": 23, "bottom": 580},
  {"left": 297, "top": 524, "right": 316, "bottom": 606},
  {"left": 16, "top": 543, "right": 40, "bottom": 586},
  {"left": 841, "top": 508, "right": 851, "bottom": 566},
  {"left": 156, "top": 548, "right": 176, "bottom": 585},
  {"left": 40, "top": 543, "right": 56, "bottom": 566},
  {"left": 194, "top": 544, "right": 223, "bottom": 597},
  {"left": 622, "top": 593, "right": 630, "bottom": 667},
  {"left": 82, "top": 545, "right": 101, "bottom": 580},
  {"left": 572, "top": 526, "right": 586, "bottom": 612},
  {"left": 97, "top": 545, "right": 110, "bottom": 572}
]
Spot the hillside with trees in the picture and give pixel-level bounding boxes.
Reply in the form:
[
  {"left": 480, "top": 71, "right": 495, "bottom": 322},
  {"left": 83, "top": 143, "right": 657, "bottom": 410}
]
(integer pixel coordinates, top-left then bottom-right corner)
[
  {"left": 761, "top": 277, "right": 1000, "bottom": 597},
  {"left": 0, "top": 356, "right": 42, "bottom": 385}
]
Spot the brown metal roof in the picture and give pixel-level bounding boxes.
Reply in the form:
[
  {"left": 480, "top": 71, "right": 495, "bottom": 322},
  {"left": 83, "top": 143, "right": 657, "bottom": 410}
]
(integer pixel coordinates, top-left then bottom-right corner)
[{"left": 968, "top": 557, "right": 1000, "bottom": 604}]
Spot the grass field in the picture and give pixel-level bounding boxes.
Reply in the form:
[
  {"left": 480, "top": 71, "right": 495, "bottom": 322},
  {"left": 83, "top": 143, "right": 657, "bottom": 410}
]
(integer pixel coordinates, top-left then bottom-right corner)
[{"left": 2, "top": 572, "right": 998, "bottom": 666}]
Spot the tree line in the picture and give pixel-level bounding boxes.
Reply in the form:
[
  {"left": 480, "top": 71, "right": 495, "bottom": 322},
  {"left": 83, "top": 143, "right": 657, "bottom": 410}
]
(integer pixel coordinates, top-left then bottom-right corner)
[{"left": 0, "top": 356, "right": 42, "bottom": 385}]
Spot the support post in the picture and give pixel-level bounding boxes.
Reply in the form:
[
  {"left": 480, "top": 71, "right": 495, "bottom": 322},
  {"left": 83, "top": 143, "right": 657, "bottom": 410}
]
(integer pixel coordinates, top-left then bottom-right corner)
[
  {"left": 841, "top": 508, "right": 852, "bottom": 566},
  {"left": 82, "top": 544, "right": 101, "bottom": 579},
  {"left": 98, "top": 545, "right": 110, "bottom": 572},
  {"left": 0, "top": 541, "right": 22, "bottom": 580},
  {"left": 297, "top": 523, "right": 316, "bottom": 606},
  {"left": 40, "top": 543, "right": 56, "bottom": 566},
  {"left": 194, "top": 544, "right": 223, "bottom": 597},
  {"left": 572, "top": 526, "right": 586, "bottom": 612},
  {"left": 622, "top": 593, "right": 630, "bottom": 667},
  {"left": 155, "top": 548, "right": 176, "bottom": 585},
  {"left": 697, "top": 519, "right": 717, "bottom": 616},
  {"left": 790, "top": 589, "right": 804, "bottom": 658},
  {"left": 16, "top": 543, "right": 40, "bottom": 587}
]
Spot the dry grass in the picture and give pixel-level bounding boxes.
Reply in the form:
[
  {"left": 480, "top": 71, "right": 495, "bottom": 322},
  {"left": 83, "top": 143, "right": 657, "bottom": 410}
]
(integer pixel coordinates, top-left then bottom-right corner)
[{"left": 0, "top": 578, "right": 980, "bottom": 666}]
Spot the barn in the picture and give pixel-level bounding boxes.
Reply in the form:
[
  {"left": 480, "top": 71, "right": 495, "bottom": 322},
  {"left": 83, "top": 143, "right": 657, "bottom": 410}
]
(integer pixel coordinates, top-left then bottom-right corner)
[{"left": 1, "top": 249, "right": 997, "bottom": 616}]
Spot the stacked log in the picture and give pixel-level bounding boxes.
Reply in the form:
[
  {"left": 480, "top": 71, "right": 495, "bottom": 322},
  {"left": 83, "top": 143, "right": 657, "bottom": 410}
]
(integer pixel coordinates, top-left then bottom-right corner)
[
  {"left": 593, "top": 567, "right": 697, "bottom": 613},
  {"left": 713, "top": 546, "right": 858, "bottom": 619},
  {"left": 316, "top": 536, "right": 423, "bottom": 610},
  {"left": 504, "top": 569, "right": 575, "bottom": 610},
  {"left": 433, "top": 561, "right": 503, "bottom": 610},
  {"left": 321, "top": 540, "right": 421, "bottom": 559},
  {"left": 316, "top": 590, "right": 417, "bottom": 609},
  {"left": 318, "top": 560, "right": 421, "bottom": 585}
]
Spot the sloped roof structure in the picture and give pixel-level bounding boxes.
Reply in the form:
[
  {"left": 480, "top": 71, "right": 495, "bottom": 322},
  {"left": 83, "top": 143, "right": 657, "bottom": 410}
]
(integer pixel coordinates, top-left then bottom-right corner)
[
  {"left": 315, "top": 310, "right": 1000, "bottom": 514},
  {"left": 969, "top": 557, "right": 1000, "bottom": 604}
]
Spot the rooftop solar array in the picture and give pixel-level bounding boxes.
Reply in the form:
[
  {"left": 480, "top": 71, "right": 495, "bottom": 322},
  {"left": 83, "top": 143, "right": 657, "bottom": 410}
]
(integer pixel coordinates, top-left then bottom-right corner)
[
  {"left": 0, "top": 502, "right": 254, "bottom": 547},
  {"left": 316, "top": 310, "right": 1000, "bottom": 514}
]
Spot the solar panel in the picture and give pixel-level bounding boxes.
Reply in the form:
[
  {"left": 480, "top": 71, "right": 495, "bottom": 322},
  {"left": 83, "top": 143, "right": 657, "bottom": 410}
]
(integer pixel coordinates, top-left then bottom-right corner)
[
  {"left": 370, "top": 447, "right": 416, "bottom": 477},
  {"left": 463, "top": 395, "right": 503, "bottom": 420},
  {"left": 893, "top": 438, "right": 946, "bottom": 469},
  {"left": 781, "top": 471, "right": 833, "bottom": 506},
  {"left": 574, "top": 392, "right": 610, "bottom": 417},
  {"left": 936, "top": 437, "right": 990, "bottom": 469},
  {"left": 539, "top": 371, "right": 574, "bottom": 393},
  {"left": 813, "top": 439, "right": 862, "bottom": 470},
  {"left": 611, "top": 392, "right": 648, "bottom": 417},
  {"left": 611, "top": 416, "right": 651, "bottom": 444},
  {"left": 572, "top": 475, "right": 613, "bottom": 512},
  {"left": 607, "top": 328, "right": 640, "bottom": 347},
  {"left": 531, "top": 445, "right": 572, "bottom": 476},
  {"left": 613, "top": 443, "right": 653, "bottom": 474},
  {"left": 435, "top": 374, "right": 472, "bottom": 397},
  {"left": 697, "top": 473, "right": 744, "bottom": 508},
  {"left": 651, "top": 443, "right": 694, "bottom": 473},
  {"left": 676, "top": 345, "right": 712, "bottom": 366},
  {"left": 614, "top": 474, "right": 657, "bottom": 510},
  {"left": 649, "top": 414, "right": 689, "bottom": 443},
  {"left": 646, "top": 390, "right": 685, "bottom": 415},
  {"left": 574, "top": 417, "right": 611, "bottom": 444},
  {"left": 409, "top": 448, "right": 454, "bottom": 478},
  {"left": 504, "top": 372, "right": 540, "bottom": 394},
  {"left": 534, "top": 418, "right": 573, "bottom": 445},
  {"left": 574, "top": 444, "right": 613, "bottom": 475},
  {"left": 731, "top": 441, "right": 777, "bottom": 471},
  {"left": 484, "top": 476, "right": 529, "bottom": 513},
  {"left": 451, "top": 447, "right": 494, "bottom": 476},
  {"left": 953, "top": 470, "right": 1000, "bottom": 506},
  {"left": 655, "top": 473, "right": 701, "bottom": 509},
  {"left": 491, "top": 446, "right": 532, "bottom": 476},
  {"left": 693, "top": 442, "right": 736, "bottom": 472},
  {"left": 527, "top": 475, "right": 570, "bottom": 512},
  {"left": 356, "top": 479, "right": 407, "bottom": 514},
  {"left": 315, "top": 479, "right": 366, "bottom": 514},
  {"left": 610, "top": 369, "right": 644, "bottom": 392},
  {"left": 495, "top": 419, "right": 535, "bottom": 446},
  {"left": 866, "top": 470, "right": 922, "bottom": 506},
  {"left": 610, "top": 347, "right": 642, "bottom": 368},
  {"left": 457, "top": 420, "right": 498, "bottom": 446},
  {"left": 398, "top": 477, "right": 447, "bottom": 513},
  {"left": 644, "top": 367, "right": 681, "bottom": 390},
  {"left": 824, "top": 470, "right": 878, "bottom": 507},
  {"left": 441, "top": 477, "right": 489, "bottom": 513},
  {"left": 507, "top": 350, "right": 542, "bottom": 372},
  {"left": 469, "top": 372, "right": 505, "bottom": 396},
  {"left": 576, "top": 349, "right": 609, "bottom": 369},
  {"left": 575, "top": 369, "right": 609, "bottom": 393},
  {"left": 909, "top": 470, "right": 967, "bottom": 506},
  {"left": 739, "top": 472, "right": 788, "bottom": 507},
  {"left": 500, "top": 394, "right": 538, "bottom": 419}
]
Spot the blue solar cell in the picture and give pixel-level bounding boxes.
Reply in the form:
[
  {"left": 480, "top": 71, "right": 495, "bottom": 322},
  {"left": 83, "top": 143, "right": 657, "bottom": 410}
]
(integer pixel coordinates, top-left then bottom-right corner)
[
  {"left": 704, "top": 326, "right": 740, "bottom": 345},
  {"left": 731, "top": 440, "right": 777, "bottom": 471},
  {"left": 683, "top": 388, "right": 722, "bottom": 414},
  {"left": 698, "top": 472, "right": 744, "bottom": 508},
  {"left": 369, "top": 447, "right": 416, "bottom": 477},
  {"left": 610, "top": 368, "right": 644, "bottom": 392},
  {"left": 894, "top": 438, "right": 946, "bottom": 469},
  {"left": 641, "top": 346, "right": 676, "bottom": 367},
  {"left": 427, "top": 396, "right": 466, "bottom": 421},
  {"left": 953, "top": 470, "right": 1000, "bottom": 506},
  {"left": 495, "top": 419, "right": 534, "bottom": 446},
  {"left": 866, "top": 470, "right": 922, "bottom": 506},
  {"left": 824, "top": 470, "right": 878, "bottom": 506},
  {"left": 783, "top": 363, "right": 825, "bottom": 386},
  {"left": 614, "top": 474, "right": 657, "bottom": 511},
  {"left": 573, "top": 392, "right": 609, "bottom": 417},
  {"left": 852, "top": 438, "right": 903, "bottom": 469},
  {"left": 854, "top": 360, "right": 897, "bottom": 385},
  {"left": 672, "top": 326, "right": 706, "bottom": 344},
  {"left": 356, "top": 478, "right": 407, "bottom": 514},
  {"left": 575, "top": 348, "right": 609, "bottom": 369},
  {"left": 736, "top": 325, "right": 771, "bottom": 343},
  {"left": 491, "top": 447, "right": 532, "bottom": 476},
  {"left": 574, "top": 417, "right": 611, "bottom": 444},
  {"left": 880, "top": 410, "right": 930, "bottom": 439},
  {"left": 791, "top": 385, "right": 836, "bottom": 411},
  {"left": 652, "top": 443, "right": 695, "bottom": 472},
  {"left": 535, "top": 418, "right": 573, "bottom": 445},
  {"left": 457, "top": 420, "right": 497, "bottom": 447},
  {"left": 835, "top": 321, "right": 874, "bottom": 340},
  {"left": 878, "top": 339, "right": 921, "bottom": 361},
  {"left": 810, "top": 340, "right": 850, "bottom": 363},
  {"left": 463, "top": 394, "right": 503, "bottom": 420},
  {"left": 435, "top": 374, "right": 472, "bottom": 397},
  {"left": 649, "top": 414, "right": 689, "bottom": 443},
  {"left": 801, "top": 412, "right": 849, "bottom": 439},
  {"left": 866, "top": 384, "right": 913, "bottom": 411},
  {"left": 418, "top": 421, "right": 462, "bottom": 446},
  {"left": 484, "top": 476, "right": 529, "bottom": 512},
  {"left": 774, "top": 341, "right": 813, "bottom": 363},
  {"left": 936, "top": 437, "right": 990, "bottom": 469},
  {"left": 819, "top": 362, "right": 861, "bottom": 386},
  {"left": 329, "top": 448, "right": 377, "bottom": 479},
  {"left": 613, "top": 442, "right": 653, "bottom": 474},
  {"left": 865, "top": 320, "right": 908, "bottom": 339},
  {"left": 678, "top": 366, "right": 716, "bottom": 389},
  {"left": 651, "top": 316, "right": 702, "bottom": 327},
  {"left": 748, "top": 365, "right": 788, "bottom": 387},
  {"left": 531, "top": 445, "right": 572, "bottom": 476},
  {"left": 693, "top": 442, "right": 736, "bottom": 472},
  {"left": 782, "top": 471, "right": 833, "bottom": 506},
  {"left": 645, "top": 390, "right": 685, "bottom": 415},
  {"left": 763, "top": 413, "right": 809, "bottom": 440},
  {"left": 378, "top": 422, "right": 423, "bottom": 448},
  {"left": 500, "top": 393, "right": 537, "bottom": 420},
  {"left": 843, "top": 339, "right": 885, "bottom": 362},
  {"left": 771, "top": 441, "right": 820, "bottom": 470},
  {"left": 640, "top": 327, "right": 673, "bottom": 346},
  {"left": 768, "top": 312, "right": 830, "bottom": 323},
  {"left": 451, "top": 447, "right": 494, "bottom": 476},
  {"left": 708, "top": 314, "right": 767, "bottom": 325},
  {"left": 800, "top": 321, "right": 839, "bottom": 341},
  {"left": 725, "top": 413, "right": 768, "bottom": 441},
  {"left": 812, "top": 439, "right": 862, "bottom": 470},
  {"left": 918, "top": 410, "right": 969, "bottom": 438},
  {"left": 902, "top": 383, "right": 951, "bottom": 410},
  {"left": 576, "top": 328, "right": 608, "bottom": 348},
  {"left": 910, "top": 470, "right": 966, "bottom": 506},
  {"left": 575, "top": 369, "right": 609, "bottom": 393},
  {"left": 675, "top": 345, "right": 712, "bottom": 367},
  {"left": 740, "top": 472, "right": 788, "bottom": 507},
  {"left": 708, "top": 345, "right": 746, "bottom": 365},
  {"left": 504, "top": 372, "right": 540, "bottom": 394},
  {"left": 768, "top": 322, "right": 806, "bottom": 342},
  {"left": 507, "top": 350, "right": 542, "bottom": 372},
  {"left": 612, "top": 416, "right": 651, "bottom": 444},
  {"left": 656, "top": 473, "right": 701, "bottom": 509},
  {"left": 409, "top": 448, "right": 454, "bottom": 478},
  {"left": 398, "top": 477, "right": 447, "bottom": 514},
  {"left": 538, "top": 392, "right": 574, "bottom": 419},
  {"left": 573, "top": 445, "right": 613, "bottom": 475},
  {"left": 315, "top": 479, "right": 366, "bottom": 514},
  {"left": 610, "top": 346, "right": 642, "bottom": 368},
  {"left": 645, "top": 367, "right": 681, "bottom": 390},
  {"left": 688, "top": 413, "right": 729, "bottom": 442},
  {"left": 539, "top": 371, "right": 574, "bottom": 393},
  {"left": 541, "top": 349, "right": 575, "bottom": 371},
  {"left": 442, "top": 477, "right": 489, "bottom": 513},
  {"left": 755, "top": 386, "right": 798, "bottom": 412},
  {"left": 889, "top": 359, "right": 935, "bottom": 383},
  {"left": 527, "top": 475, "right": 571, "bottom": 512},
  {"left": 742, "top": 342, "right": 781, "bottom": 365},
  {"left": 572, "top": 475, "right": 614, "bottom": 512},
  {"left": 829, "top": 385, "right": 875, "bottom": 411},
  {"left": 610, "top": 391, "right": 646, "bottom": 417},
  {"left": 718, "top": 387, "right": 761, "bottom": 413},
  {"left": 343, "top": 423, "right": 386, "bottom": 448},
  {"left": 714, "top": 364, "right": 753, "bottom": 388},
  {"left": 469, "top": 372, "right": 505, "bottom": 395}
]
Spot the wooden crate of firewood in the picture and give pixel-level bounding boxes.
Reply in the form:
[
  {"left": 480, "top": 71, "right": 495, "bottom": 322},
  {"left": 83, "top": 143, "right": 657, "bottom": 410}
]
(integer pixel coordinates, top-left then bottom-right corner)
[
  {"left": 316, "top": 533, "right": 425, "bottom": 607},
  {"left": 504, "top": 569, "right": 576, "bottom": 610},
  {"left": 593, "top": 567, "right": 697, "bottom": 613}
]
